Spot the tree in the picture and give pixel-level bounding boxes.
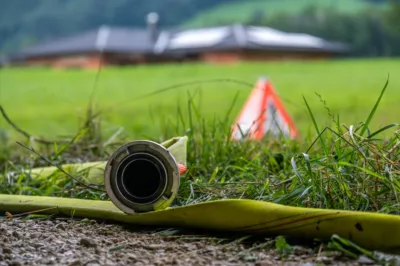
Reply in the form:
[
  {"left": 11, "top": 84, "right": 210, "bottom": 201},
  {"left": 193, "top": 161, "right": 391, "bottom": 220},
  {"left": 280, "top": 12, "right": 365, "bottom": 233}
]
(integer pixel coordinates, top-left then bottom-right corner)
[
  {"left": 257, "top": 4, "right": 400, "bottom": 57},
  {"left": 384, "top": 0, "right": 400, "bottom": 34}
]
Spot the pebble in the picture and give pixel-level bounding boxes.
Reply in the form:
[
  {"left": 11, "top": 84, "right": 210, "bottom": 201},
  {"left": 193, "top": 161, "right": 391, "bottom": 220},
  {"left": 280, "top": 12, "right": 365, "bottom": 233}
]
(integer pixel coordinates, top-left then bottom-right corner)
[
  {"left": 68, "top": 260, "right": 82, "bottom": 266},
  {"left": 8, "top": 261, "right": 22, "bottom": 266},
  {"left": 79, "top": 238, "right": 97, "bottom": 248},
  {"left": 2, "top": 247, "right": 12, "bottom": 254},
  {"left": 55, "top": 223, "right": 66, "bottom": 230},
  {"left": 29, "top": 233, "right": 40, "bottom": 239}
]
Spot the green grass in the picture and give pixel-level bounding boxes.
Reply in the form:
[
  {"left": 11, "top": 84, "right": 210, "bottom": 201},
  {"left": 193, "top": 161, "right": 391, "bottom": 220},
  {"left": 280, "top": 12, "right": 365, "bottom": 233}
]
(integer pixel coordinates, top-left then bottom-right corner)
[
  {"left": 182, "top": 0, "right": 388, "bottom": 28},
  {"left": 0, "top": 58, "right": 399, "bottom": 142}
]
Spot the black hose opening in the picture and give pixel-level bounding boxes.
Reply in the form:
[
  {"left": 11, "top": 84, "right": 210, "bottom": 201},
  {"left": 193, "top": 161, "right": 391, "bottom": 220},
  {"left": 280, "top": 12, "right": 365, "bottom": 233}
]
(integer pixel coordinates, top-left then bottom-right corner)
[
  {"left": 121, "top": 159, "right": 161, "bottom": 199},
  {"left": 114, "top": 153, "right": 168, "bottom": 205}
]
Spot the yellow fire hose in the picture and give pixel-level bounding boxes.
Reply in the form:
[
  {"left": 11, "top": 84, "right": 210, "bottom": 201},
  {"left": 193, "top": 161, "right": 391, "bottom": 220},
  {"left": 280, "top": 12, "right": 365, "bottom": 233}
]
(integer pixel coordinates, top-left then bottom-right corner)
[{"left": 1, "top": 136, "right": 400, "bottom": 254}]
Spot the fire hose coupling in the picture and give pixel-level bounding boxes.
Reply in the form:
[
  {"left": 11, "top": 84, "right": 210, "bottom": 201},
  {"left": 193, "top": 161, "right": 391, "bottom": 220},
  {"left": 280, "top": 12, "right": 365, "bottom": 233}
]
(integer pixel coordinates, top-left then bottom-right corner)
[{"left": 104, "top": 140, "right": 187, "bottom": 214}]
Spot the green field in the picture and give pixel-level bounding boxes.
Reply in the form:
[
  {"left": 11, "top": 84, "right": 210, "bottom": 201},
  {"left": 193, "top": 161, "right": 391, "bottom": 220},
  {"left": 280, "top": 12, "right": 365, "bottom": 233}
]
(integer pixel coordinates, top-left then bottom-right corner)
[
  {"left": 183, "top": 0, "right": 387, "bottom": 27},
  {"left": 0, "top": 58, "right": 398, "bottom": 141}
]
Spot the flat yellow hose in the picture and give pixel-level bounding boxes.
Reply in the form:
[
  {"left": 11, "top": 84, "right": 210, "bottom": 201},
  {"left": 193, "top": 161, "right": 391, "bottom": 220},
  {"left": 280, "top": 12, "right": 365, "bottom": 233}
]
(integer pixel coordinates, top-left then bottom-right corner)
[{"left": 1, "top": 194, "right": 400, "bottom": 253}]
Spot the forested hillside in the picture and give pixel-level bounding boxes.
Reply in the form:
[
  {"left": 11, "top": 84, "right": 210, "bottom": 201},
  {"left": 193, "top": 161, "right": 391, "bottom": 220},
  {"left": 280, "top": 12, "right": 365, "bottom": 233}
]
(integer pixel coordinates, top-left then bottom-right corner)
[
  {"left": 0, "top": 0, "right": 398, "bottom": 57},
  {"left": 183, "top": 0, "right": 388, "bottom": 27}
]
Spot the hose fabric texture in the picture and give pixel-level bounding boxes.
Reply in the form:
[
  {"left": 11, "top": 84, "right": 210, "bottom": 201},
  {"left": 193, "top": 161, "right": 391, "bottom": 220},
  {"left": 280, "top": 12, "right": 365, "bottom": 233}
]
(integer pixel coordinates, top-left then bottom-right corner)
[{"left": 1, "top": 136, "right": 400, "bottom": 254}]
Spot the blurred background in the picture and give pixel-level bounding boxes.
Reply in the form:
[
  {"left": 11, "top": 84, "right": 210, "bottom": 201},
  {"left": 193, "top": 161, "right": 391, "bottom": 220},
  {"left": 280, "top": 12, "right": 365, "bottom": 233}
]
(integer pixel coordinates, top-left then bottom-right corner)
[
  {"left": 2, "top": 0, "right": 400, "bottom": 58},
  {"left": 0, "top": 0, "right": 399, "bottom": 141}
]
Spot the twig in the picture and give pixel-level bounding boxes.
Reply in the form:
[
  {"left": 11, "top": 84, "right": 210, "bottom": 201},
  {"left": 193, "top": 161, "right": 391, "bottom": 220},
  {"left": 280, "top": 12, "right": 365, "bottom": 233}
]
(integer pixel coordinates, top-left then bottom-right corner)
[
  {"left": 16, "top": 141, "right": 106, "bottom": 192},
  {"left": 0, "top": 105, "right": 69, "bottom": 144},
  {"left": 7, "top": 206, "right": 59, "bottom": 218}
]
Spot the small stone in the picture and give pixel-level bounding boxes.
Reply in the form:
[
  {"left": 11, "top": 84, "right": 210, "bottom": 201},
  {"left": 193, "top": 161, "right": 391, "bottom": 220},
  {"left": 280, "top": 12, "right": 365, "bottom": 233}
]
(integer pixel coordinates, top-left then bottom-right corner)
[
  {"left": 2, "top": 247, "right": 12, "bottom": 254},
  {"left": 357, "top": 255, "right": 376, "bottom": 264},
  {"left": 55, "top": 223, "right": 66, "bottom": 230},
  {"left": 11, "top": 231, "right": 19, "bottom": 238},
  {"left": 147, "top": 244, "right": 162, "bottom": 250},
  {"left": 316, "top": 256, "right": 333, "bottom": 263},
  {"left": 33, "top": 243, "right": 43, "bottom": 249},
  {"left": 18, "top": 224, "right": 27, "bottom": 230},
  {"left": 79, "top": 238, "right": 96, "bottom": 248},
  {"left": 85, "top": 261, "right": 101, "bottom": 266},
  {"left": 38, "top": 259, "right": 53, "bottom": 265},
  {"left": 30, "top": 233, "right": 40, "bottom": 239},
  {"left": 127, "top": 253, "right": 137, "bottom": 259},
  {"left": 243, "top": 254, "right": 257, "bottom": 262},
  {"left": 95, "top": 248, "right": 102, "bottom": 255},
  {"left": 68, "top": 260, "right": 82, "bottom": 266}
]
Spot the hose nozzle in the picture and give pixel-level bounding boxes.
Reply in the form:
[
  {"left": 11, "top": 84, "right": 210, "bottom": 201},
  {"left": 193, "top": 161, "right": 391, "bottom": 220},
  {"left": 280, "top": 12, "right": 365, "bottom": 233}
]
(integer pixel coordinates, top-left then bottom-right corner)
[{"left": 104, "top": 140, "right": 182, "bottom": 214}]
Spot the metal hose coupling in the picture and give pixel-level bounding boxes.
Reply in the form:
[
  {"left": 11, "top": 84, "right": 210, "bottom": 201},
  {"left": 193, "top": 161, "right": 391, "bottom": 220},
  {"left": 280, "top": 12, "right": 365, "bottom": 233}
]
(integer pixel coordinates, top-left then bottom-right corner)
[{"left": 104, "top": 140, "right": 187, "bottom": 214}]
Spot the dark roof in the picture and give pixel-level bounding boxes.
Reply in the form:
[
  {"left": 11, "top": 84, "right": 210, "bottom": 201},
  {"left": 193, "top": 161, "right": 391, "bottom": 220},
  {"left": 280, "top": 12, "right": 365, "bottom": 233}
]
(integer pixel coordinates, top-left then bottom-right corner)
[
  {"left": 11, "top": 26, "right": 159, "bottom": 59},
  {"left": 3, "top": 23, "right": 349, "bottom": 61}
]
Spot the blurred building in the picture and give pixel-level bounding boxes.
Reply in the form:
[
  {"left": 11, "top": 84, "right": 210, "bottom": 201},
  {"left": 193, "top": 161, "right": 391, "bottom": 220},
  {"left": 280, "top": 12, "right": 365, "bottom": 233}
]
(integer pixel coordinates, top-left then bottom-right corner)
[{"left": 1, "top": 13, "right": 349, "bottom": 69}]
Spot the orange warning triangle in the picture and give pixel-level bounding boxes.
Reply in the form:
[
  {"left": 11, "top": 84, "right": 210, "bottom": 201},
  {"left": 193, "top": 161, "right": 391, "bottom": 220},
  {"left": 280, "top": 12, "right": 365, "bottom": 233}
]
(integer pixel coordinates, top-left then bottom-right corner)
[{"left": 231, "top": 77, "right": 298, "bottom": 140}]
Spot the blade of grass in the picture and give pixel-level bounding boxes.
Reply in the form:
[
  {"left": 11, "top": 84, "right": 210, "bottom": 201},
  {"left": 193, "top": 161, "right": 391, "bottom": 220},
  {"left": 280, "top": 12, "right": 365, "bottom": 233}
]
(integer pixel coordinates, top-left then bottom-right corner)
[
  {"left": 303, "top": 95, "right": 328, "bottom": 156},
  {"left": 360, "top": 74, "right": 390, "bottom": 136}
]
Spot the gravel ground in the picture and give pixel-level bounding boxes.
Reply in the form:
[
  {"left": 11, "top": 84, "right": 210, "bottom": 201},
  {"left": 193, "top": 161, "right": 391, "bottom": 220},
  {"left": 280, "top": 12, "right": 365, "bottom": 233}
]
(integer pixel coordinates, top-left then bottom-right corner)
[{"left": 0, "top": 217, "right": 390, "bottom": 266}]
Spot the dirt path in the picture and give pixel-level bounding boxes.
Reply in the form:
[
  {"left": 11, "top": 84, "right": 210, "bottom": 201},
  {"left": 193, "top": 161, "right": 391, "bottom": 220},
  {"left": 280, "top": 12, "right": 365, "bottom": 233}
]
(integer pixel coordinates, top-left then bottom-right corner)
[{"left": 0, "top": 217, "right": 382, "bottom": 266}]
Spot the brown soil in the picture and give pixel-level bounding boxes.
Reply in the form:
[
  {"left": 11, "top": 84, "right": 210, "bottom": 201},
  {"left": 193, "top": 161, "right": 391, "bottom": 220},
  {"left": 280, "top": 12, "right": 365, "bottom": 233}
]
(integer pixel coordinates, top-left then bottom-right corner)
[{"left": 0, "top": 217, "right": 383, "bottom": 266}]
